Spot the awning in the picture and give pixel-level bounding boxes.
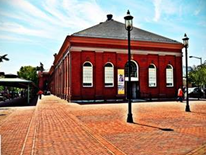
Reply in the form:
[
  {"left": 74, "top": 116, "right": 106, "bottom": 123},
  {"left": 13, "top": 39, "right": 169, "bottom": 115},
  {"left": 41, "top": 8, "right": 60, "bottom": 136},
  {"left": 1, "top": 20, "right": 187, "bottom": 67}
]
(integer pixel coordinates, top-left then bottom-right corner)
[
  {"left": 0, "top": 78, "right": 35, "bottom": 88},
  {"left": 0, "top": 78, "right": 37, "bottom": 104}
]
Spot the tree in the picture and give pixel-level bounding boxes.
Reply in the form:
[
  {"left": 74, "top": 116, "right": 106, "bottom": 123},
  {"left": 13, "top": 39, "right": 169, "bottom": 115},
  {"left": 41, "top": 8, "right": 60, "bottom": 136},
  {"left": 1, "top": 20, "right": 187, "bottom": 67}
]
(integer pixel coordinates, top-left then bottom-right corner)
[
  {"left": 0, "top": 86, "right": 4, "bottom": 92},
  {"left": 36, "top": 62, "right": 44, "bottom": 72},
  {"left": 0, "top": 54, "right": 9, "bottom": 62},
  {"left": 17, "top": 66, "right": 38, "bottom": 86},
  {"left": 189, "top": 63, "right": 206, "bottom": 87},
  {"left": 199, "top": 64, "right": 206, "bottom": 86}
]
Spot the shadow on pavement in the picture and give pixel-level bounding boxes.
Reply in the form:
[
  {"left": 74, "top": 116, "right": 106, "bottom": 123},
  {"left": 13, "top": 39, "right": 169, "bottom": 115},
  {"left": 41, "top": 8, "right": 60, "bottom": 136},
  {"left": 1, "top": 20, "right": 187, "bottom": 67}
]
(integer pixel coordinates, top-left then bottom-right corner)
[
  {"left": 133, "top": 122, "right": 174, "bottom": 132},
  {"left": 0, "top": 96, "right": 38, "bottom": 107}
]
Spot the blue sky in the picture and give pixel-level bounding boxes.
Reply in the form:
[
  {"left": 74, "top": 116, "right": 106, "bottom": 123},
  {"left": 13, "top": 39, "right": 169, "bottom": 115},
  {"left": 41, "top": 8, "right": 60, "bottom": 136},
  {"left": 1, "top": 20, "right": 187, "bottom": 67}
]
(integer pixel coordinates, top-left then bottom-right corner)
[{"left": 0, "top": 0, "right": 206, "bottom": 74}]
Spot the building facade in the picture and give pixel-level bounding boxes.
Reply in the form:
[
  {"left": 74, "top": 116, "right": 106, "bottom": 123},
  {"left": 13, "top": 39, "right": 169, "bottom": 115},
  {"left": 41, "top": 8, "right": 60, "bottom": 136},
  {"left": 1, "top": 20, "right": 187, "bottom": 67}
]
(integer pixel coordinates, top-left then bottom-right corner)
[{"left": 48, "top": 14, "right": 183, "bottom": 101}]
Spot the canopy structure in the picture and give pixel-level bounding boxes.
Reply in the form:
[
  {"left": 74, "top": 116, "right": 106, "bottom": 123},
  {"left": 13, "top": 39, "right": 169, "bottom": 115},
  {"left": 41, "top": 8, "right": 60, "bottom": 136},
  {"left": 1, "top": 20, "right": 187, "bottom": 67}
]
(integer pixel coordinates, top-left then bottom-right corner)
[{"left": 0, "top": 78, "right": 36, "bottom": 104}]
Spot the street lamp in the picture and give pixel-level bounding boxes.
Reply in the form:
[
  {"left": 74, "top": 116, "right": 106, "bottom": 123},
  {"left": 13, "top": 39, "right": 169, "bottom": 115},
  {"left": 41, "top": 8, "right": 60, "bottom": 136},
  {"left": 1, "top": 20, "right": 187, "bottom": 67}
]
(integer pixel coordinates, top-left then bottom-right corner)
[
  {"left": 182, "top": 33, "right": 191, "bottom": 112},
  {"left": 124, "top": 10, "right": 134, "bottom": 123},
  {"left": 189, "top": 55, "right": 202, "bottom": 100},
  {"left": 189, "top": 56, "right": 202, "bottom": 65}
]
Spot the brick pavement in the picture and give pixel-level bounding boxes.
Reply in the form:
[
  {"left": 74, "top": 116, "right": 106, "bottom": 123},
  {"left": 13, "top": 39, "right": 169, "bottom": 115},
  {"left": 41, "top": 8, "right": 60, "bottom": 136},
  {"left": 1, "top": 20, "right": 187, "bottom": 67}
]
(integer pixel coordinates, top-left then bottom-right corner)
[
  {"left": 0, "top": 95, "right": 206, "bottom": 155},
  {"left": 69, "top": 101, "right": 206, "bottom": 155},
  {"left": 0, "top": 107, "right": 35, "bottom": 155}
]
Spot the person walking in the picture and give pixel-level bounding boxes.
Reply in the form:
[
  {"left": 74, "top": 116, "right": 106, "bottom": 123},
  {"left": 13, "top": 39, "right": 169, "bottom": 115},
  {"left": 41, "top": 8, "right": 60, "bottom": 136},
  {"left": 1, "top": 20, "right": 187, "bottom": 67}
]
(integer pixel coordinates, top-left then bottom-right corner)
[
  {"left": 37, "top": 90, "right": 43, "bottom": 99},
  {"left": 177, "top": 87, "right": 183, "bottom": 102}
]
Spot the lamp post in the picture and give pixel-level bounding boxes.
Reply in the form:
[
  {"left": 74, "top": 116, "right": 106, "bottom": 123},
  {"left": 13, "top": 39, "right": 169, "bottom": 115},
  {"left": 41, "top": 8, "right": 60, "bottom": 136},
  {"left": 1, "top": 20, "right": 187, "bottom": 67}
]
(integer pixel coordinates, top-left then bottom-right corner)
[
  {"left": 124, "top": 10, "right": 134, "bottom": 123},
  {"left": 182, "top": 33, "right": 191, "bottom": 112},
  {"left": 189, "top": 56, "right": 202, "bottom": 65},
  {"left": 189, "top": 55, "right": 202, "bottom": 100}
]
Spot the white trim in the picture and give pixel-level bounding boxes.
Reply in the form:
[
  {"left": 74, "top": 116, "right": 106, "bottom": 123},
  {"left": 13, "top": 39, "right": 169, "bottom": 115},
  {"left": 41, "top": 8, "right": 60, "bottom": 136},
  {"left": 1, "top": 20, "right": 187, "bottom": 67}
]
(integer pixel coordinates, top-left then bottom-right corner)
[
  {"left": 125, "top": 60, "right": 139, "bottom": 81},
  {"left": 104, "top": 62, "right": 114, "bottom": 87},
  {"left": 83, "top": 61, "right": 93, "bottom": 87},
  {"left": 55, "top": 47, "right": 70, "bottom": 70},
  {"left": 148, "top": 63, "right": 157, "bottom": 87},
  {"left": 166, "top": 64, "right": 174, "bottom": 87},
  {"left": 70, "top": 46, "right": 182, "bottom": 56}
]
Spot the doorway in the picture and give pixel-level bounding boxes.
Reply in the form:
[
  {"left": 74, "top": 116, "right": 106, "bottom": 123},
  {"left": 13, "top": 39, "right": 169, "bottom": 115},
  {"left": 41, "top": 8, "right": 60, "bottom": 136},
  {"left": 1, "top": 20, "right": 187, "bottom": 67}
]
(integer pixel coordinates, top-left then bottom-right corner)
[
  {"left": 126, "top": 82, "right": 140, "bottom": 99},
  {"left": 124, "top": 60, "right": 139, "bottom": 99},
  {"left": 131, "top": 82, "right": 140, "bottom": 99}
]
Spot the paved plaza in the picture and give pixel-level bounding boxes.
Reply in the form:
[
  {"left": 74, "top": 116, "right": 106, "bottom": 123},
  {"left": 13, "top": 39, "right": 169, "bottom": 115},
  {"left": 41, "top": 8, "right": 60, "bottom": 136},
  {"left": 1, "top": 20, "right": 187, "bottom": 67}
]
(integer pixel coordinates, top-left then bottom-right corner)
[{"left": 0, "top": 95, "right": 206, "bottom": 155}]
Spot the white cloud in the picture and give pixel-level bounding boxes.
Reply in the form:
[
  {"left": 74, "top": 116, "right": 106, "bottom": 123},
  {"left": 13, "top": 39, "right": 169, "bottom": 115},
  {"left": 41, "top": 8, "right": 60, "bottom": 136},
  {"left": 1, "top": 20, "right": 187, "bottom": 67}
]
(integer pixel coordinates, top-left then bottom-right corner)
[
  {"left": 152, "top": 0, "right": 180, "bottom": 22},
  {"left": 0, "top": 35, "right": 32, "bottom": 42},
  {"left": 153, "top": 0, "right": 162, "bottom": 22},
  {"left": 0, "top": 0, "right": 107, "bottom": 74},
  {"left": 0, "top": 0, "right": 107, "bottom": 42},
  {"left": 194, "top": 0, "right": 206, "bottom": 15},
  {"left": 0, "top": 22, "right": 52, "bottom": 38}
]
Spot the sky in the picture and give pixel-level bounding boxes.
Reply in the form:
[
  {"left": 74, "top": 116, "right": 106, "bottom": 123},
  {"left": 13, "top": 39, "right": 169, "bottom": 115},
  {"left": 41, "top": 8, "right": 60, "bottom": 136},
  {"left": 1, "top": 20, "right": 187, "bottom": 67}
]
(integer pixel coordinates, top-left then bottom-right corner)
[{"left": 0, "top": 0, "right": 206, "bottom": 74}]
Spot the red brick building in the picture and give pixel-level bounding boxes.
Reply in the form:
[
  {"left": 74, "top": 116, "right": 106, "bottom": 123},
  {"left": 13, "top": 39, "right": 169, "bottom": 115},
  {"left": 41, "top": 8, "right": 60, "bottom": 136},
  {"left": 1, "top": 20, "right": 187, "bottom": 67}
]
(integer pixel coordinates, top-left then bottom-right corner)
[
  {"left": 48, "top": 14, "right": 183, "bottom": 101},
  {"left": 38, "top": 71, "right": 49, "bottom": 91}
]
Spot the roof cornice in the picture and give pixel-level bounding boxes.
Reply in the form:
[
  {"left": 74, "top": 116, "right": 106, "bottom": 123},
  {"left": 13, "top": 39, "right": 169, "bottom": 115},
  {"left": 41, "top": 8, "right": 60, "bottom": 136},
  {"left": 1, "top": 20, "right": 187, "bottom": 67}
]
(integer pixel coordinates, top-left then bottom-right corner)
[{"left": 69, "top": 36, "right": 183, "bottom": 50}]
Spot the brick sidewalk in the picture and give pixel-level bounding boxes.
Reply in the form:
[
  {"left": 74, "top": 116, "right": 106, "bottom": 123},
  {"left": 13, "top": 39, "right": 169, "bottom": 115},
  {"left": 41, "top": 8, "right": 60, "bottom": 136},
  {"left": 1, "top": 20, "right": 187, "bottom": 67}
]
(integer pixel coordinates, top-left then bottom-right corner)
[{"left": 0, "top": 95, "right": 206, "bottom": 155}]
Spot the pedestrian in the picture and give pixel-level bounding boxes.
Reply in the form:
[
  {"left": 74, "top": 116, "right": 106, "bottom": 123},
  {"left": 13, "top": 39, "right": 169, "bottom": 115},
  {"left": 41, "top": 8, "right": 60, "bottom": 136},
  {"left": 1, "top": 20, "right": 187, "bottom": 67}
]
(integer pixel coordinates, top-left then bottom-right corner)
[
  {"left": 37, "top": 90, "right": 43, "bottom": 99},
  {"left": 177, "top": 87, "right": 183, "bottom": 102}
]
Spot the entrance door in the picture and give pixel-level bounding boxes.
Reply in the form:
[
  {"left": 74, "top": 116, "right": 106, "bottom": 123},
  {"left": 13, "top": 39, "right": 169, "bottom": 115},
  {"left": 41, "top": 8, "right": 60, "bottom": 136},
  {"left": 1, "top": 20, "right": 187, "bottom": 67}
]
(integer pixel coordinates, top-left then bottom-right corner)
[
  {"left": 125, "top": 82, "right": 140, "bottom": 99},
  {"left": 132, "top": 82, "right": 137, "bottom": 99},
  {"left": 124, "top": 60, "right": 139, "bottom": 99}
]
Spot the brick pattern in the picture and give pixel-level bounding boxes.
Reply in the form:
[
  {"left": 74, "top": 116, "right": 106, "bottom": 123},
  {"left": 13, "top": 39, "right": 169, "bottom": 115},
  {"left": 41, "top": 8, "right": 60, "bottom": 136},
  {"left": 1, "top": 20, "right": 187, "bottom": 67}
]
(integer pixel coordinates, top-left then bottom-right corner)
[
  {"left": 32, "top": 99, "right": 112, "bottom": 155},
  {"left": 1, "top": 96, "right": 206, "bottom": 155},
  {"left": 0, "top": 107, "right": 35, "bottom": 155},
  {"left": 70, "top": 101, "right": 206, "bottom": 155},
  {"left": 53, "top": 49, "right": 182, "bottom": 100},
  {"left": 0, "top": 97, "right": 118, "bottom": 155}
]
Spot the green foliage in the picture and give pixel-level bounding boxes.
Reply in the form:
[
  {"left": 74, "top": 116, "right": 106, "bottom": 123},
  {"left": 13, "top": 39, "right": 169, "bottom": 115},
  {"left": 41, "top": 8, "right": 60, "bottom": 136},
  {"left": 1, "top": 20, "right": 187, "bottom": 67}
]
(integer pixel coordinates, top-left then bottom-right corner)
[
  {"left": 189, "top": 63, "right": 206, "bottom": 87},
  {"left": 17, "top": 66, "right": 38, "bottom": 85},
  {"left": 0, "top": 86, "right": 4, "bottom": 91}
]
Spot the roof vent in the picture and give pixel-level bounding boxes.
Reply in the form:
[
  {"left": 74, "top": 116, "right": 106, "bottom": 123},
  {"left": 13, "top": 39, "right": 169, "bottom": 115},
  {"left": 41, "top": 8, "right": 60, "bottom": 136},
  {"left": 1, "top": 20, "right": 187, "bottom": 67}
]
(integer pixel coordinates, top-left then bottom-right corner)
[{"left": 107, "top": 14, "right": 113, "bottom": 21}]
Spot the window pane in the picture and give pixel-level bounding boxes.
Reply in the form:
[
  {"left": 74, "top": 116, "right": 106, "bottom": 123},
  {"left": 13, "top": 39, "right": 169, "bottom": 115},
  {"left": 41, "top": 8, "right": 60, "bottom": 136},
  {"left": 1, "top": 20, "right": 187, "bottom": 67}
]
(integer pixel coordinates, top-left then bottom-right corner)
[
  {"left": 83, "top": 63, "right": 93, "bottom": 87},
  {"left": 166, "top": 65, "right": 173, "bottom": 87},
  {"left": 148, "top": 65, "right": 156, "bottom": 87},
  {"left": 105, "top": 63, "right": 112, "bottom": 67},
  {"left": 125, "top": 62, "right": 137, "bottom": 77},
  {"left": 149, "top": 64, "right": 155, "bottom": 68},
  {"left": 84, "top": 62, "right": 91, "bottom": 67},
  {"left": 105, "top": 63, "right": 114, "bottom": 87}
]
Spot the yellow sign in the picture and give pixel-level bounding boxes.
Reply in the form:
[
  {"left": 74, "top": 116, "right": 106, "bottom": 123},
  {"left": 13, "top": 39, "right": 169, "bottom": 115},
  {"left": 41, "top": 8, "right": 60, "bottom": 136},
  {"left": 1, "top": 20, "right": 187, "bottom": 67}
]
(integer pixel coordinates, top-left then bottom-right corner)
[{"left": 118, "top": 69, "right": 125, "bottom": 95}]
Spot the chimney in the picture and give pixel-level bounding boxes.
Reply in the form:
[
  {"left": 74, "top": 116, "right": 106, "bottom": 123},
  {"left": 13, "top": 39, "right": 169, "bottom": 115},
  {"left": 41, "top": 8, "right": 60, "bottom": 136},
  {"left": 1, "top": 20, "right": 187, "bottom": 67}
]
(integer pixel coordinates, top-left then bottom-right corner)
[{"left": 107, "top": 14, "right": 113, "bottom": 21}]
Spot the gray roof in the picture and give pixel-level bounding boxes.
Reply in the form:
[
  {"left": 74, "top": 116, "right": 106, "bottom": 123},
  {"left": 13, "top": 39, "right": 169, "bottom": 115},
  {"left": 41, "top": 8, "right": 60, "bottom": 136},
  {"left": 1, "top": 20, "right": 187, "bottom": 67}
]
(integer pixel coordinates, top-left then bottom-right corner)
[
  {"left": 72, "top": 16, "right": 179, "bottom": 44},
  {"left": 0, "top": 78, "right": 34, "bottom": 88}
]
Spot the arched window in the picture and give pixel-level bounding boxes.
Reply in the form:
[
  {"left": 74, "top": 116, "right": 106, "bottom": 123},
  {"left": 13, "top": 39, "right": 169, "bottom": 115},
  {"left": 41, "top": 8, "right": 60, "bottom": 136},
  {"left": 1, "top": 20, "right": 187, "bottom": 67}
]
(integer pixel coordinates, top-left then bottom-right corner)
[
  {"left": 166, "top": 64, "right": 174, "bottom": 87},
  {"left": 83, "top": 62, "right": 93, "bottom": 87},
  {"left": 125, "top": 60, "right": 139, "bottom": 81},
  {"left": 104, "top": 63, "right": 114, "bottom": 87},
  {"left": 148, "top": 64, "right": 157, "bottom": 87}
]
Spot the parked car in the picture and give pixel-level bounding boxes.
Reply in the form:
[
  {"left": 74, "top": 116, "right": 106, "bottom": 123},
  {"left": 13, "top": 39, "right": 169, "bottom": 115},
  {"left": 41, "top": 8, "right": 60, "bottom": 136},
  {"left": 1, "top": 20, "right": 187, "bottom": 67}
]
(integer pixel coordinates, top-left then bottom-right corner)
[
  {"left": 44, "top": 90, "right": 51, "bottom": 95},
  {"left": 188, "top": 87, "right": 204, "bottom": 98}
]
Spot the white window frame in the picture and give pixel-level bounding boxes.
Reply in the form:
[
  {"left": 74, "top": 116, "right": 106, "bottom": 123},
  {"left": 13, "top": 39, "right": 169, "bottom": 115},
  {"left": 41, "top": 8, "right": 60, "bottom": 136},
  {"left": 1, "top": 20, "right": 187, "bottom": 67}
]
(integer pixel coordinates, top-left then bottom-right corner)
[
  {"left": 83, "top": 61, "right": 93, "bottom": 87},
  {"left": 148, "top": 64, "right": 157, "bottom": 87},
  {"left": 104, "top": 62, "right": 114, "bottom": 87},
  {"left": 166, "top": 64, "right": 174, "bottom": 87}
]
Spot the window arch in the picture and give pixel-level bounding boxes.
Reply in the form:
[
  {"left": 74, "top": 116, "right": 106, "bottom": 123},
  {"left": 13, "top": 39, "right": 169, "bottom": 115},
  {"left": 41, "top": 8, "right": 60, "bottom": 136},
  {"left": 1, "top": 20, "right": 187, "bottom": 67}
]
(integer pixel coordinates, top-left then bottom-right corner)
[
  {"left": 83, "top": 61, "right": 93, "bottom": 87},
  {"left": 166, "top": 64, "right": 174, "bottom": 87},
  {"left": 125, "top": 60, "right": 139, "bottom": 81},
  {"left": 148, "top": 64, "right": 157, "bottom": 87},
  {"left": 104, "top": 62, "right": 114, "bottom": 87}
]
